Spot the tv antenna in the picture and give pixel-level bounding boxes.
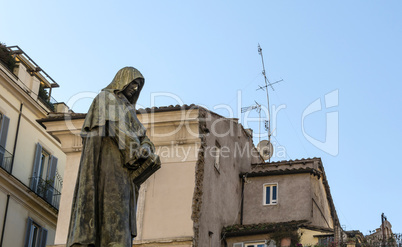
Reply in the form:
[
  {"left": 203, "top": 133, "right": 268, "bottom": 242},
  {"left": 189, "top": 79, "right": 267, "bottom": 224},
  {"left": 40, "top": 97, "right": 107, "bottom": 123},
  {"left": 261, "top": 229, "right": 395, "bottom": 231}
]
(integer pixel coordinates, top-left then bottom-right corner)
[
  {"left": 256, "top": 43, "right": 283, "bottom": 161},
  {"left": 241, "top": 101, "right": 262, "bottom": 143}
]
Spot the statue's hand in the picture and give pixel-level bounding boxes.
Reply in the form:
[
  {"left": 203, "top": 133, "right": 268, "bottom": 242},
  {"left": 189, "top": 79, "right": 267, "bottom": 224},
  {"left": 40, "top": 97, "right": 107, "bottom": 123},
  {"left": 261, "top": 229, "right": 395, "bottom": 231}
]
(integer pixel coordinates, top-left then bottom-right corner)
[
  {"left": 126, "top": 154, "right": 140, "bottom": 170},
  {"left": 140, "top": 145, "right": 152, "bottom": 158}
]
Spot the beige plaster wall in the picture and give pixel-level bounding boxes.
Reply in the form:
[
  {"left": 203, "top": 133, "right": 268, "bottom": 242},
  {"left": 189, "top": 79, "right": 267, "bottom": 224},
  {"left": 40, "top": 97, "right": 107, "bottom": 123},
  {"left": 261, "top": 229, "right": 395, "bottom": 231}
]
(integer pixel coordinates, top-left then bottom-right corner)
[
  {"left": 242, "top": 173, "right": 311, "bottom": 225},
  {"left": 14, "top": 63, "right": 33, "bottom": 95},
  {"left": 224, "top": 228, "right": 331, "bottom": 247},
  {"left": 1, "top": 64, "right": 66, "bottom": 186},
  {"left": 140, "top": 160, "right": 196, "bottom": 239},
  {"left": 2, "top": 199, "right": 27, "bottom": 247},
  {"left": 51, "top": 109, "right": 201, "bottom": 244},
  {"left": 0, "top": 61, "right": 64, "bottom": 246},
  {"left": 299, "top": 228, "right": 332, "bottom": 246},
  {"left": 0, "top": 196, "right": 56, "bottom": 246},
  {"left": 137, "top": 109, "right": 200, "bottom": 241},
  {"left": 0, "top": 191, "right": 7, "bottom": 238},
  {"left": 11, "top": 112, "right": 66, "bottom": 186},
  {"left": 0, "top": 167, "right": 59, "bottom": 246},
  {"left": 310, "top": 175, "right": 334, "bottom": 229},
  {"left": 0, "top": 87, "right": 20, "bottom": 154},
  {"left": 54, "top": 151, "right": 81, "bottom": 244}
]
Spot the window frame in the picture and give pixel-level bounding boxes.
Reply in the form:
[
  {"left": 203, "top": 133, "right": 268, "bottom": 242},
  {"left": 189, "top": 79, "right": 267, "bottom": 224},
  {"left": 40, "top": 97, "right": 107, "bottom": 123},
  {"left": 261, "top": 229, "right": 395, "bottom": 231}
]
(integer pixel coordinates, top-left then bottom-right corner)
[
  {"left": 28, "top": 222, "right": 40, "bottom": 247},
  {"left": 0, "top": 112, "right": 10, "bottom": 171},
  {"left": 318, "top": 236, "right": 334, "bottom": 246},
  {"left": 234, "top": 240, "right": 275, "bottom": 247},
  {"left": 244, "top": 242, "right": 266, "bottom": 247},
  {"left": 39, "top": 149, "right": 50, "bottom": 180},
  {"left": 24, "top": 217, "right": 48, "bottom": 247},
  {"left": 30, "top": 143, "right": 58, "bottom": 205},
  {"left": 263, "top": 183, "right": 278, "bottom": 205}
]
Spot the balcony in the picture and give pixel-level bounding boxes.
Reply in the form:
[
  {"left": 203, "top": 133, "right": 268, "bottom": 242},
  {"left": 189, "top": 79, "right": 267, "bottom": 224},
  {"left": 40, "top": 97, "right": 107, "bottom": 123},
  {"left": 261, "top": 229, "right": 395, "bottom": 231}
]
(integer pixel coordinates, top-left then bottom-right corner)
[
  {"left": 1, "top": 45, "right": 60, "bottom": 113},
  {"left": 0, "top": 146, "right": 13, "bottom": 173},
  {"left": 38, "top": 85, "right": 57, "bottom": 111},
  {"left": 29, "top": 171, "right": 63, "bottom": 210}
]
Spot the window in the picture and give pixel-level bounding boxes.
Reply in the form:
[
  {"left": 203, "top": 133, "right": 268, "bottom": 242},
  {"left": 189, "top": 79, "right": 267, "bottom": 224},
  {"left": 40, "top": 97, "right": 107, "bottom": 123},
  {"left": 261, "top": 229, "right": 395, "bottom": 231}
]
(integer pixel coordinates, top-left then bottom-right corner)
[
  {"left": 39, "top": 149, "right": 50, "bottom": 180},
  {"left": 234, "top": 241, "right": 275, "bottom": 247},
  {"left": 0, "top": 113, "right": 10, "bottom": 171},
  {"left": 263, "top": 183, "right": 278, "bottom": 205},
  {"left": 318, "top": 236, "right": 334, "bottom": 246},
  {"left": 245, "top": 243, "right": 266, "bottom": 247},
  {"left": 30, "top": 143, "right": 58, "bottom": 204},
  {"left": 24, "top": 217, "right": 47, "bottom": 247}
]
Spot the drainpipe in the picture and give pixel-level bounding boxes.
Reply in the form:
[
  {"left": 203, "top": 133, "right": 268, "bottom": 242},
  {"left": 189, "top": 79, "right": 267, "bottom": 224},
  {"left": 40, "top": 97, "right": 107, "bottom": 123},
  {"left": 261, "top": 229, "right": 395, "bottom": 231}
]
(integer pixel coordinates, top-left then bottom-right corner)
[
  {"left": 10, "top": 103, "right": 23, "bottom": 174},
  {"left": 240, "top": 175, "right": 245, "bottom": 225},
  {"left": 0, "top": 194, "right": 10, "bottom": 247}
]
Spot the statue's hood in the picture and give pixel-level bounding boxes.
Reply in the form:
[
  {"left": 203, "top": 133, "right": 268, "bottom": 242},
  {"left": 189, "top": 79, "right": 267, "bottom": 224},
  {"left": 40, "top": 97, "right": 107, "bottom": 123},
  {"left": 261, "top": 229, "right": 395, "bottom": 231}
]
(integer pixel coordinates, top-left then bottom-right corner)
[{"left": 103, "top": 67, "right": 144, "bottom": 105}]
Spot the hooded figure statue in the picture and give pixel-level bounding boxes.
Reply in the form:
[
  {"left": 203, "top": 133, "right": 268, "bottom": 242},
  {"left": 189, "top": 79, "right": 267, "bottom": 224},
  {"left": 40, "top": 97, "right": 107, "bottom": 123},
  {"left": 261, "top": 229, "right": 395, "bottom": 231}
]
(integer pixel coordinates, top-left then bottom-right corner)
[{"left": 67, "top": 67, "right": 161, "bottom": 247}]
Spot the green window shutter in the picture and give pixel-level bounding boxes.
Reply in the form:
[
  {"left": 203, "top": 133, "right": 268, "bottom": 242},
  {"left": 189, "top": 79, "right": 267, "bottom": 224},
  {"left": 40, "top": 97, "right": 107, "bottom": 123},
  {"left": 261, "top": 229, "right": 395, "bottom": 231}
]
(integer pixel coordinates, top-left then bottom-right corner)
[
  {"left": 45, "top": 155, "right": 58, "bottom": 203},
  {"left": 39, "top": 227, "right": 48, "bottom": 247},
  {"left": 0, "top": 115, "right": 9, "bottom": 148},
  {"left": 24, "top": 217, "right": 33, "bottom": 247},
  {"left": 30, "top": 143, "right": 43, "bottom": 191},
  {"left": 0, "top": 115, "right": 10, "bottom": 168},
  {"left": 47, "top": 155, "right": 58, "bottom": 181}
]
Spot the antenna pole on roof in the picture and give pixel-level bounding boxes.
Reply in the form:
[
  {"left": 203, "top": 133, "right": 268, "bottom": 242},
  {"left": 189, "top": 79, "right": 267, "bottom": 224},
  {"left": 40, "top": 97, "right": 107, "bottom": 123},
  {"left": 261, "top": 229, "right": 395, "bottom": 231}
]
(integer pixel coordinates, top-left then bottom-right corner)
[
  {"left": 257, "top": 44, "right": 283, "bottom": 161},
  {"left": 258, "top": 44, "right": 272, "bottom": 147}
]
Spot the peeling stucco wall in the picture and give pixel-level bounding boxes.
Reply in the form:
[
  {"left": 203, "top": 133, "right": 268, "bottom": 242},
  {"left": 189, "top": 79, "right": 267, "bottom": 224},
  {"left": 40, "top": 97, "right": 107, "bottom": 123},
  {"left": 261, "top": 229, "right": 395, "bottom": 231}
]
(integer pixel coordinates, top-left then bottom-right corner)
[
  {"left": 191, "top": 108, "right": 207, "bottom": 246},
  {"left": 310, "top": 174, "right": 334, "bottom": 229},
  {"left": 192, "top": 109, "right": 262, "bottom": 247},
  {"left": 243, "top": 173, "right": 312, "bottom": 225}
]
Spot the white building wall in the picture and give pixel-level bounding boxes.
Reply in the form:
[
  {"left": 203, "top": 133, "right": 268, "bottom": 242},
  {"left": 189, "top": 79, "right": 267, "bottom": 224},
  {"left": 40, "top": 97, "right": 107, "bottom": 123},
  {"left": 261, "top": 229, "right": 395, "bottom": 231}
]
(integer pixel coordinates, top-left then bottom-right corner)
[{"left": 0, "top": 51, "right": 65, "bottom": 247}]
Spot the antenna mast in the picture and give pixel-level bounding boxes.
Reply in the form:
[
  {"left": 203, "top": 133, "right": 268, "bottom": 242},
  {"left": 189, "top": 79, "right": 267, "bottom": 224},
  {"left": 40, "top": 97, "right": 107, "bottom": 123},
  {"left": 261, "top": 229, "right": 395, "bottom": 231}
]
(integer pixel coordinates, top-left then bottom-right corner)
[
  {"left": 241, "top": 102, "right": 262, "bottom": 143},
  {"left": 242, "top": 44, "right": 282, "bottom": 162},
  {"left": 257, "top": 44, "right": 283, "bottom": 161}
]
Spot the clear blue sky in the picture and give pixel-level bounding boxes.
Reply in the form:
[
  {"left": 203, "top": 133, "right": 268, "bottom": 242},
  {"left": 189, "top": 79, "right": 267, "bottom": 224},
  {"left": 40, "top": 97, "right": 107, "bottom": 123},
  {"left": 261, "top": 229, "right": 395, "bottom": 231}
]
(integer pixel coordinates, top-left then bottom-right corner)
[{"left": 1, "top": 0, "right": 401, "bottom": 235}]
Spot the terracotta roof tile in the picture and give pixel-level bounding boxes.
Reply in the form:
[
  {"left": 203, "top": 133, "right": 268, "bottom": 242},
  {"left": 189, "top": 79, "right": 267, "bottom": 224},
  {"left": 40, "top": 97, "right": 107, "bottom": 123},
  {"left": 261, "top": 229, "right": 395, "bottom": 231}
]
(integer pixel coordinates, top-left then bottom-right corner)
[{"left": 222, "top": 220, "right": 309, "bottom": 237}]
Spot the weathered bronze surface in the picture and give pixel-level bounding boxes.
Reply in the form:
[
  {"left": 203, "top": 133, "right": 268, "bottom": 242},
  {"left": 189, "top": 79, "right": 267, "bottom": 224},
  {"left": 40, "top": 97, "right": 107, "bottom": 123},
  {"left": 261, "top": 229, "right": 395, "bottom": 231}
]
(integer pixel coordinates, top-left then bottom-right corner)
[{"left": 67, "top": 67, "right": 161, "bottom": 247}]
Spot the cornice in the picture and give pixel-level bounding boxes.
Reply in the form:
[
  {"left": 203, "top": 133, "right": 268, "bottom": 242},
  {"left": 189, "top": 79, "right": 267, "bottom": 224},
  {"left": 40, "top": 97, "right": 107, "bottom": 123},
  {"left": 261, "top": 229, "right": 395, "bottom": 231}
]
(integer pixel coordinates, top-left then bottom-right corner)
[
  {"left": 0, "top": 167, "right": 58, "bottom": 226},
  {"left": 0, "top": 63, "right": 49, "bottom": 117}
]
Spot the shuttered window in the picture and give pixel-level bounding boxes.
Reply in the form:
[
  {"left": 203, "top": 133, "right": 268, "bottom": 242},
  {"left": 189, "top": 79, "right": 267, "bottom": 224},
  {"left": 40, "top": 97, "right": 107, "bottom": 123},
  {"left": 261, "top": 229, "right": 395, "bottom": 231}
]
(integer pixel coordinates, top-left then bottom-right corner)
[
  {"left": 45, "top": 155, "right": 58, "bottom": 203},
  {"left": 30, "top": 143, "right": 58, "bottom": 204},
  {"left": 24, "top": 217, "right": 48, "bottom": 247},
  {"left": 0, "top": 113, "right": 10, "bottom": 170}
]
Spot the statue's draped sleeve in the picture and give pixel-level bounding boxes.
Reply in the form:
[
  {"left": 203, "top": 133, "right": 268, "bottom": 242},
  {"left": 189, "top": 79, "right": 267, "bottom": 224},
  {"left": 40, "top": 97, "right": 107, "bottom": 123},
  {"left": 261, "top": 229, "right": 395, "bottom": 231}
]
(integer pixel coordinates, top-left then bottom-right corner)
[
  {"left": 67, "top": 67, "right": 160, "bottom": 247},
  {"left": 81, "top": 90, "right": 154, "bottom": 166}
]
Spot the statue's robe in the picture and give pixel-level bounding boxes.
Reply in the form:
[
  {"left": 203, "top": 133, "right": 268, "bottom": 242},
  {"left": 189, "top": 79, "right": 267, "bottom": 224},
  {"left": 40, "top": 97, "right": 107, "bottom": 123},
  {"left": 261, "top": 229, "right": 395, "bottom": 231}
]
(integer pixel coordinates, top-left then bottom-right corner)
[{"left": 67, "top": 67, "right": 159, "bottom": 247}]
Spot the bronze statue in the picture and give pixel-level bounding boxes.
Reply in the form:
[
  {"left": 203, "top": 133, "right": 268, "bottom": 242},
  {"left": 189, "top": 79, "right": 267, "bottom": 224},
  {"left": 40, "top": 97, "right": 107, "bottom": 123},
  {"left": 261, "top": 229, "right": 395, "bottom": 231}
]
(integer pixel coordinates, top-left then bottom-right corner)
[{"left": 67, "top": 67, "right": 161, "bottom": 247}]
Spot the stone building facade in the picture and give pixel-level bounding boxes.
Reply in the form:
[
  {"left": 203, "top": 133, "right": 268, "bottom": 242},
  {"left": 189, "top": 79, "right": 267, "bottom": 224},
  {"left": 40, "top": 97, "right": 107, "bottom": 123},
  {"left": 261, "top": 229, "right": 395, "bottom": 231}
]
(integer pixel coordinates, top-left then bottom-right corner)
[
  {"left": 0, "top": 45, "right": 66, "bottom": 246},
  {"left": 42, "top": 103, "right": 345, "bottom": 247},
  {"left": 222, "top": 158, "right": 342, "bottom": 247},
  {"left": 40, "top": 105, "right": 262, "bottom": 247}
]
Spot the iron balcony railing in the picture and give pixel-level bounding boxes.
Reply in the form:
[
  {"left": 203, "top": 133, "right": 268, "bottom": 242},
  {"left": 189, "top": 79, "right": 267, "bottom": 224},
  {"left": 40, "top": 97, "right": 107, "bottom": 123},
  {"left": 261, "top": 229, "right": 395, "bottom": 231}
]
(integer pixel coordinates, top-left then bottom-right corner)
[
  {"left": 0, "top": 145, "right": 13, "bottom": 173},
  {"left": 29, "top": 171, "right": 63, "bottom": 210},
  {"left": 37, "top": 93, "right": 56, "bottom": 111},
  {"left": 0, "top": 47, "right": 59, "bottom": 112}
]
